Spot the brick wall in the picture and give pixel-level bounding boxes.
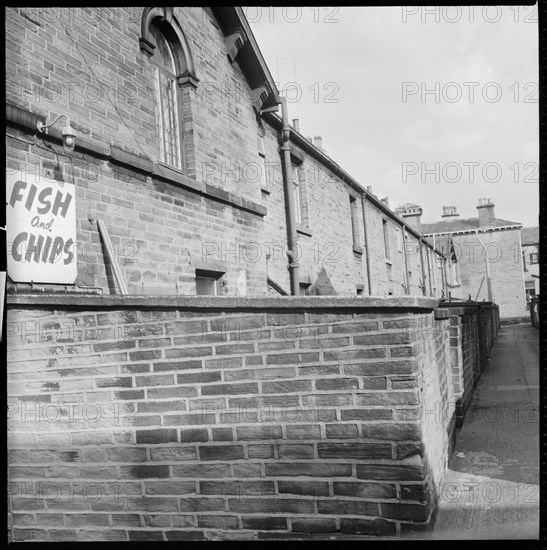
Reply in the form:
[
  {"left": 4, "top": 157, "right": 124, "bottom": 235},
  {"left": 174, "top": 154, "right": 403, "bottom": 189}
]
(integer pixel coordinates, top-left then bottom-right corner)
[
  {"left": 7, "top": 295, "right": 469, "bottom": 541},
  {"left": 442, "top": 303, "right": 499, "bottom": 426}
]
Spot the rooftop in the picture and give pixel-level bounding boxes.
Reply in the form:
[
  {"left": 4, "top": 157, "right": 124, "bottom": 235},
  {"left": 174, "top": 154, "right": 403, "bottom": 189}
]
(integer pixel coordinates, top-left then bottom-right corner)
[{"left": 422, "top": 217, "right": 521, "bottom": 235}]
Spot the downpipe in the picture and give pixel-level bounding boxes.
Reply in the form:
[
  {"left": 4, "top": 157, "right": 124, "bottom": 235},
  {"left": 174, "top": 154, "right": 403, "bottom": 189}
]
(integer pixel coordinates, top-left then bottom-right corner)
[
  {"left": 360, "top": 193, "right": 373, "bottom": 295},
  {"left": 279, "top": 97, "right": 300, "bottom": 295}
]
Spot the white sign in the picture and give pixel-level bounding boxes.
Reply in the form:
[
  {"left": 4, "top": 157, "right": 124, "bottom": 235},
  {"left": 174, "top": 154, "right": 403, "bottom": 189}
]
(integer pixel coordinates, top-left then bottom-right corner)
[{"left": 6, "top": 171, "right": 77, "bottom": 284}]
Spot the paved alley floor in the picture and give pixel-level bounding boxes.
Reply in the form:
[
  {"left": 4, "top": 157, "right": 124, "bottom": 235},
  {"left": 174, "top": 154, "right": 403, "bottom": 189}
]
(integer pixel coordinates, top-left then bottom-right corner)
[{"left": 430, "top": 322, "right": 540, "bottom": 540}]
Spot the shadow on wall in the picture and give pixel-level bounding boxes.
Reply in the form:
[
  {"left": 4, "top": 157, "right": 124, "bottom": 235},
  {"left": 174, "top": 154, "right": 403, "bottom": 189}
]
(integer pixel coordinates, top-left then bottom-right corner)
[{"left": 311, "top": 268, "right": 337, "bottom": 295}]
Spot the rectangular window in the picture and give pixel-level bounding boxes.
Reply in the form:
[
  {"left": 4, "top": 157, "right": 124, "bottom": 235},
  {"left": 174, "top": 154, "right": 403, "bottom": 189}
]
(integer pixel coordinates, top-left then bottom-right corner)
[
  {"left": 383, "top": 219, "right": 390, "bottom": 259},
  {"left": 349, "top": 196, "right": 359, "bottom": 249},
  {"left": 291, "top": 163, "right": 303, "bottom": 224},
  {"left": 196, "top": 276, "right": 218, "bottom": 296},
  {"left": 258, "top": 136, "right": 268, "bottom": 191},
  {"left": 530, "top": 252, "right": 539, "bottom": 264},
  {"left": 195, "top": 269, "right": 224, "bottom": 296},
  {"left": 450, "top": 261, "right": 460, "bottom": 286},
  {"left": 397, "top": 228, "right": 403, "bottom": 253}
]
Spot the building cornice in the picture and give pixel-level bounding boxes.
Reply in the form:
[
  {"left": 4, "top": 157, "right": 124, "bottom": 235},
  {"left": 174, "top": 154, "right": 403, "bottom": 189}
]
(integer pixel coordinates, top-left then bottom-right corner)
[{"left": 6, "top": 102, "right": 266, "bottom": 218}]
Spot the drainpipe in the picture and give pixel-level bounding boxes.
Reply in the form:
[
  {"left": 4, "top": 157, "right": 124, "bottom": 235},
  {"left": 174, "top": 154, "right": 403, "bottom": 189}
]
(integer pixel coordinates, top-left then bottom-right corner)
[
  {"left": 419, "top": 239, "right": 427, "bottom": 296},
  {"left": 279, "top": 97, "right": 300, "bottom": 295},
  {"left": 431, "top": 234, "right": 437, "bottom": 297},
  {"left": 442, "top": 256, "right": 449, "bottom": 299},
  {"left": 474, "top": 229, "right": 493, "bottom": 302},
  {"left": 425, "top": 240, "right": 433, "bottom": 296},
  {"left": 402, "top": 227, "right": 410, "bottom": 295},
  {"left": 360, "top": 193, "right": 373, "bottom": 295}
]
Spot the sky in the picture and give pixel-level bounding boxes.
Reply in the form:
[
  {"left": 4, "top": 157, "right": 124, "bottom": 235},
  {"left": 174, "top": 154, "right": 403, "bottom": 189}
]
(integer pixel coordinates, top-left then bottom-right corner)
[{"left": 248, "top": 6, "right": 539, "bottom": 227}]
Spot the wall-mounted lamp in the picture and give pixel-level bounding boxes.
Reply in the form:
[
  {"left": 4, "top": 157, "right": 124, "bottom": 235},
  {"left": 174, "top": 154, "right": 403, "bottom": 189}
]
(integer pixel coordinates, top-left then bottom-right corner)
[{"left": 37, "top": 114, "right": 76, "bottom": 153}]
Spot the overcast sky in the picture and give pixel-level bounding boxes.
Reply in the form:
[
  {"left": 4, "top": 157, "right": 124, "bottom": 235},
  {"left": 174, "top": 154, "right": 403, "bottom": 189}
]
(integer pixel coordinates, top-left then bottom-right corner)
[{"left": 248, "top": 6, "right": 539, "bottom": 227}]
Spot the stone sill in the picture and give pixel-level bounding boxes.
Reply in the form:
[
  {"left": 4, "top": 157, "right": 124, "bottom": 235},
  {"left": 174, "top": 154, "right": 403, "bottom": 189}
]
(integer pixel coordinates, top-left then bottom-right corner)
[
  {"left": 296, "top": 225, "right": 312, "bottom": 237},
  {"left": 7, "top": 293, "right": 439, "bottom": 311}
]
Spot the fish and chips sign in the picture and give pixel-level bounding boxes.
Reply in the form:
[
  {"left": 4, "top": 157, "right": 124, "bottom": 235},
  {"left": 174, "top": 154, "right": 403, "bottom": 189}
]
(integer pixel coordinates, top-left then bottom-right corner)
[{"left": 7, "top": 171, "right": 76, "bottom": 284}]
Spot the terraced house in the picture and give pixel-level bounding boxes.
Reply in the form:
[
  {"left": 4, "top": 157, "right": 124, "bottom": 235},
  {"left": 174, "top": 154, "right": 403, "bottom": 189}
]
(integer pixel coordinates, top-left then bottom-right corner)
[
  {"left": 6, "top": 7, "right": 499, "bottom": 541},
  {"left": 421, "top": 200, "right": 527, "bottom": 320}
]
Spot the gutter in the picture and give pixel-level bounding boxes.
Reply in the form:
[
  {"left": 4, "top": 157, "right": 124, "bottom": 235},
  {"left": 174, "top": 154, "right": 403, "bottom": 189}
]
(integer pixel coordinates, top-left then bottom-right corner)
[
  {"left": 278, "top": 98, "right": 300, "bottom": 295},
  {"left": 423, "top": 225, "right": 522, "bottom": 238},
  {"left": 262, "top": 112, "right": 444, "bottom": 258}
]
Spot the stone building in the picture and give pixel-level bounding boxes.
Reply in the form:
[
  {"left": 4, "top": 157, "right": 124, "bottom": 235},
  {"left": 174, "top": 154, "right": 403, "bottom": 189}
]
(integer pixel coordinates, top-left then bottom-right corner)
[
  {"left": 6, "top": 7, "right": 501, "bottom": 542},
  {"left": 521, "top": 226, "right": 539, "bottom": 309},
  {"left": 421, "top": 200, "right": 527, "bottom": 319},
  {"left": 6, "top": 6, "right": 446, "bottom": 299}
]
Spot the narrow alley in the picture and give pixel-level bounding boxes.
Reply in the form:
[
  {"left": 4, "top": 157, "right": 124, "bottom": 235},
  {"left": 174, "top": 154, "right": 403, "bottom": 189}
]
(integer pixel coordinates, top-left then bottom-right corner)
[{"left": 431, "top": 322, "right": 540, "bottom": 539}]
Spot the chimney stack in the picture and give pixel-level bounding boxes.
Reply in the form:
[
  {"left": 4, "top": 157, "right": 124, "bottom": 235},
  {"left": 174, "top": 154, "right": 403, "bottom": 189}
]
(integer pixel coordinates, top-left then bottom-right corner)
[
  {"left": 313, "top": 135, "right": 323, "bottom": 151},
  {"left": 477, "top": 198, "right": 495, "bottom": 227},
  {"left": 441, "top": 206, "right": 459, "bottom": 218},
  {"left": 395, "top": 203, "right": 423, "bottom": 233},
  {"left": 380, "top": 197, "right": 390, "bottom": 209},
  {"left": 292, "top": 118, "right": 300, "bottom": 132}
]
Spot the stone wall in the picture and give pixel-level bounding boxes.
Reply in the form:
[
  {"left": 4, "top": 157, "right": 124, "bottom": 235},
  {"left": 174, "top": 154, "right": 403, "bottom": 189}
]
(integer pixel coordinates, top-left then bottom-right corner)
[
  {"left": 7, "top": 295, "right": 499, "bottom": 541},
  {"left": 442, "top": 302, "right": 500, "bottom": 427}
]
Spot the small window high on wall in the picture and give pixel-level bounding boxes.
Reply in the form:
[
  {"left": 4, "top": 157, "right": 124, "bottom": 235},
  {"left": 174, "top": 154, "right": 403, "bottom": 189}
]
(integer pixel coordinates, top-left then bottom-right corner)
[
  {"left": 195, "top": 269, "right": 224, "bottom": 296},
  {"left": 349, "top": 196, "right": 359, "bottom": 250},
  {"left": 383, "top": 219, "right": 390, "bottom": 260}
]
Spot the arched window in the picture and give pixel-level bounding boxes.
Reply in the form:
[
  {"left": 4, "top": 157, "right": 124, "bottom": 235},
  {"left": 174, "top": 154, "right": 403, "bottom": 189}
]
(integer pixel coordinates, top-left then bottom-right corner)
[
  {"left": 139, "top": 8, "right": 199, "bottom": 173},
  {"left": 149, "top": 23, "right": 182, "bottom": 169}
]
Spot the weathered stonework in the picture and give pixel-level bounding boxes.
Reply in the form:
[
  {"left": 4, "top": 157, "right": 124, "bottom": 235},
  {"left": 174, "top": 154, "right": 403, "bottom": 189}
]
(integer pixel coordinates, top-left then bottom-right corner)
[{"left": 7, "top": 296, "right": 498, "bottom": 541}]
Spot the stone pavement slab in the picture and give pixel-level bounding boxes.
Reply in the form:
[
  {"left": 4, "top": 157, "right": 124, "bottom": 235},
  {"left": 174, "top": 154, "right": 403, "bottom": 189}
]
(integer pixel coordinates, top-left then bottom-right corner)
[{"left": 431, "top": 323, "right": 539, "bottom": 540}]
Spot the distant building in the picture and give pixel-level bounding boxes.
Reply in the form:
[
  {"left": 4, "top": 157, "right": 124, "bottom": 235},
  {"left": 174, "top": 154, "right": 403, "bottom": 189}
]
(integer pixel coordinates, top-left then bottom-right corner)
[
  {"left": 521, "top": 226, "right": 539, "bottom": 309},
  {"left": 420, "top": 199, "right": 527, "bottom": 319}
]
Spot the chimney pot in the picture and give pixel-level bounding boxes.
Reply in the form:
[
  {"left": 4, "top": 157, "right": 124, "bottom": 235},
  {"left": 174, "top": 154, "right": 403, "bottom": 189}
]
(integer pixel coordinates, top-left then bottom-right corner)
[
  {"left": 292, "top": 118, "right": 300, "bottom": 132},
  {"left": 313, "top": 135, "right": 323, "bottom": 150},
  {"left": 394, "top": 203, "right": 422, "bottom": 232},
  {"left": 441, "top": 205, "right": 459, "bottom": 218}
]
